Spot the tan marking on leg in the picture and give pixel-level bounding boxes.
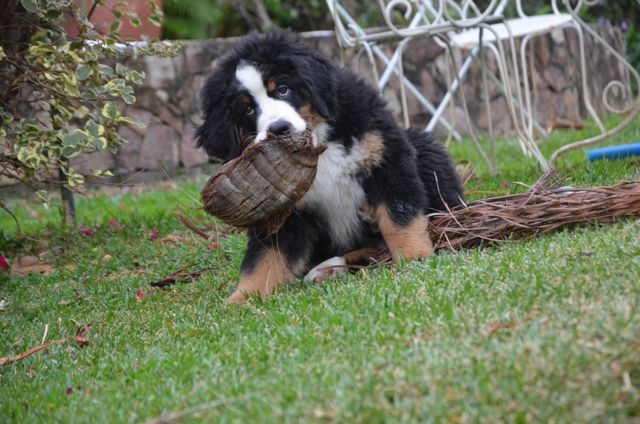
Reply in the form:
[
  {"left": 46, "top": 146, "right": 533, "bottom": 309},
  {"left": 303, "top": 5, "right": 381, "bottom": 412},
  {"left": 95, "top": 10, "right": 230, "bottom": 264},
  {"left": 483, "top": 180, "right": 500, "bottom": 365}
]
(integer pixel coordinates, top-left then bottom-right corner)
[
  {"left": 356, "top": 132, "right": 385, "bottom": 171},
  {"left": 226, "top": 249, "right": 296, "bottom": 305},
  {"left": 375, "top": 205, "right": 432, "bottom": 263}
]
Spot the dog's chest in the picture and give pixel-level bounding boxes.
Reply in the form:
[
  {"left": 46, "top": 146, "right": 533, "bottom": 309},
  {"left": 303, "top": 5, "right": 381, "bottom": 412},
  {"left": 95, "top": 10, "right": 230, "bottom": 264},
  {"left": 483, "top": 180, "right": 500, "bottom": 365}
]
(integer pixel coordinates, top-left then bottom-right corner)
[{"left": 299, "top": 141, "right": 367, "bottom": 249}]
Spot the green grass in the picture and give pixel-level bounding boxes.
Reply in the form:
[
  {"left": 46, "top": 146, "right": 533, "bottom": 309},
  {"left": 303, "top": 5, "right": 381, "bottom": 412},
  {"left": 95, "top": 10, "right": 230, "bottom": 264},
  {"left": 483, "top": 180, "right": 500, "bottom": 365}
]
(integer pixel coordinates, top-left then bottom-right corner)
[{"left": 1, "top": 120, "right": 640, "bottom": 422}]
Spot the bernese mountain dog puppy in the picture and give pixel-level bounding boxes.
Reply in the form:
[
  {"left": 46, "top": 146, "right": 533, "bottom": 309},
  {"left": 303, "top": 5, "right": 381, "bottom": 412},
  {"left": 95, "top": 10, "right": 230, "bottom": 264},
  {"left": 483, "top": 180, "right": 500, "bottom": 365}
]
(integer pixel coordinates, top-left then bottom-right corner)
[{"left": 197, "top": 30, "right": 464, "bottom": 304}]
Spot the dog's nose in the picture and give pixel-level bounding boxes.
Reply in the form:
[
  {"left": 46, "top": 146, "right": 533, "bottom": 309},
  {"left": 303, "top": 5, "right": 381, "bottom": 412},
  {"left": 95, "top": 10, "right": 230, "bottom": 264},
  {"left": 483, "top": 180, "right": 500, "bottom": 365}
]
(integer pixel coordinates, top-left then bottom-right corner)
[{"left": 267, "top": 119, "right": 292, "bottom": 136}]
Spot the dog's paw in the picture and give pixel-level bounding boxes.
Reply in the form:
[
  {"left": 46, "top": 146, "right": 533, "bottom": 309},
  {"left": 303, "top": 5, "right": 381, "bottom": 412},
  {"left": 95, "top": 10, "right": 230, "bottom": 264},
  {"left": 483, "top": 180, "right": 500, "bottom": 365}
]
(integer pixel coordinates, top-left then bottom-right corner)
[
  {"left": 303, "top": 256, "right": 347, "bottom": 284},
  {"left": 226, "top": 290, "right": 248, "bottom": 305}
]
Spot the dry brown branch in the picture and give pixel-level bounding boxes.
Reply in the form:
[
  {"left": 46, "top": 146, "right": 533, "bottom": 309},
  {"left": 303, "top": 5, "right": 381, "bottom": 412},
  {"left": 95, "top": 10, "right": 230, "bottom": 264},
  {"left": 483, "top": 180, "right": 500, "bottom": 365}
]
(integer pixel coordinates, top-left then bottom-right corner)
[
  {"left": 0, "top": 337, "right": 67, "bottom": 366},
  {"left": 175, "top": 213, "right": 210, "bottom": 241},
  {"left": 429, "top": 178, "right": 640, "bottom": 252}
]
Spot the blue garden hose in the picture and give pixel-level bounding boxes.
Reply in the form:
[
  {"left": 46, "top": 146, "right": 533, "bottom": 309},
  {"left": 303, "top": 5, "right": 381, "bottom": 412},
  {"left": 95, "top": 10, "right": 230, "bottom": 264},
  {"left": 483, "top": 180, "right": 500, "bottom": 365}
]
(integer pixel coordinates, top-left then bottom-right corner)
[{"left": 587, "top": 142, "right": 640, "bottom": 161}]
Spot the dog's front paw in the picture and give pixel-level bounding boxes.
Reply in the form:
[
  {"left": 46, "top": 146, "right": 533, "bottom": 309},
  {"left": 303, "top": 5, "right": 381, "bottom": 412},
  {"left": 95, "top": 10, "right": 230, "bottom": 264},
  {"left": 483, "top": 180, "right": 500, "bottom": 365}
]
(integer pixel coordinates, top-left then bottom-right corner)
[
  {"left": 226, "top": 290, "right": 248, "bottom": 305},
  {"left": 303, "top": 256, "right": 347, "bottom": 284}
]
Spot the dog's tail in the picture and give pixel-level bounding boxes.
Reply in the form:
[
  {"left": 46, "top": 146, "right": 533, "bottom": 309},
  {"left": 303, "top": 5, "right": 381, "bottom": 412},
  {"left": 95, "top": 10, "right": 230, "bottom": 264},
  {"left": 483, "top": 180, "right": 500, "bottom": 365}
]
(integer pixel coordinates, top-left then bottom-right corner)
[{"left": 406, "top": 128, "right": 465, "bottom": 212}]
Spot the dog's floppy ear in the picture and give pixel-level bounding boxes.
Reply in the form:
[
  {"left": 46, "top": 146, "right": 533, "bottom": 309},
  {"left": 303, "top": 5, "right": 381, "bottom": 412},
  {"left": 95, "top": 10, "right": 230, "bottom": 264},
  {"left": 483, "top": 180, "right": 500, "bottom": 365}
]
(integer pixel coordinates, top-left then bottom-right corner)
[
  {"left": 196, "top": 71, "right": 241, "bottom": 162},
  {"left": 292, "top": 48, "right": 337, "bottom": 121}
]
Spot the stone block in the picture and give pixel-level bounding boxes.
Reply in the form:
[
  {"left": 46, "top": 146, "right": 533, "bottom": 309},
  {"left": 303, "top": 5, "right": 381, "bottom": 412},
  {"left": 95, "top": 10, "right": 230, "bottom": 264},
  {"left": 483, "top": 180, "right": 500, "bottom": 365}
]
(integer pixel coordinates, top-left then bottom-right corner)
[
  {"left": 180, "top": 128, "right": 209, "bottom": 168},
  {"left": 159, "top": 107, "right": 184, "bottom": 134},
  {"left": 117, "top": 125, "right": 143, "bottom": 172},
  {"left": 135, "top": 88, "right": 166, "bottom": 115},
  {"left": 144, "top": 56, "right": 176, "bottom": 89},
  {"left": 544, "top": 66, "right": 568, "bottom": 92},
  {"left": 535, "top": 36, "right": 551, "bottom": 67},
  {"left": 124, "top": 107, "right": 154, "bottom": 136},
  {"left": 476, "top": 96, "right": 511, "bottom": 134},
  {"left": 70, "top": 150, "right": 115, "bottom": 176},
  {"left": 136, "top": 124, "right": 179, "bottom": 170}
]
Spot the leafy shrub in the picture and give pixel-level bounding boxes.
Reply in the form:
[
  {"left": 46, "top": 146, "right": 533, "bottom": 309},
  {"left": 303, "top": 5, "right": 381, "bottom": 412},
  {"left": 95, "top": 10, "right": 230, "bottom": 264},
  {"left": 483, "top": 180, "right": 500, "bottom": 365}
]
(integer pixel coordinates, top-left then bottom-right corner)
[{"left": 0, "top": 0, "right": 177, "bottom": 206}]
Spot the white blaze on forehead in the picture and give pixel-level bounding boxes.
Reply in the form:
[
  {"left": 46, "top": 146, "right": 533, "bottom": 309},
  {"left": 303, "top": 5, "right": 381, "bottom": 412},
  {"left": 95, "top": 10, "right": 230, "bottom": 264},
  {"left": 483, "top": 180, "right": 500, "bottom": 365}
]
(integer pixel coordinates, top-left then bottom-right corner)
[{"left": 235, "top": 64, "right": 306, "bottom": 142}]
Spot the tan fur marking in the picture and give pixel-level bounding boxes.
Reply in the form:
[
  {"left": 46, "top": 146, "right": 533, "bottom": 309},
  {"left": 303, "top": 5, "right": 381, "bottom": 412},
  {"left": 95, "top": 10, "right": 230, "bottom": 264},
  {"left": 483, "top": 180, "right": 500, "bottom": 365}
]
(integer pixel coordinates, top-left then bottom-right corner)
[
  {"left": 267, "top": 79, "right": 277, "bottom": 94},
  {"left": 375, "top": 206, "right": 432, "bottom": 263},
  {"left": 227, "top": 249, "right": 296, "bottom": 305},
  {"left": 344, "top": 246, "right": 388, "bottom": 265},
  {"left": 299, "top": 105, "right": 325, "bottom": 128},
  {"left": 357, "top": 132, "right": 385, "bottom": 171}
]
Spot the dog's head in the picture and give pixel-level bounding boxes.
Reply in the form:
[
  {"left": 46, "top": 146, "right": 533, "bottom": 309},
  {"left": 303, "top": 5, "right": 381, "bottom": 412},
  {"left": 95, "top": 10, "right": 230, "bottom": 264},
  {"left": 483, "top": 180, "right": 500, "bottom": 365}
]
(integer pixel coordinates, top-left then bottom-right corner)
[{"left": 196, "top": 30, "right": 336, "bottom": 161}]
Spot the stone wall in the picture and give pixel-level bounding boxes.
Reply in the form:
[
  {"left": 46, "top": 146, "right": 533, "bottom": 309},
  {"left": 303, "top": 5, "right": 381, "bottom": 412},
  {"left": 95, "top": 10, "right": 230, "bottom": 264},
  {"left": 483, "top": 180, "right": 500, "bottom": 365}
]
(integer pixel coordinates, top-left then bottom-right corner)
[{"left": 69, "top": 26, "right": 630, "bottom": 176}]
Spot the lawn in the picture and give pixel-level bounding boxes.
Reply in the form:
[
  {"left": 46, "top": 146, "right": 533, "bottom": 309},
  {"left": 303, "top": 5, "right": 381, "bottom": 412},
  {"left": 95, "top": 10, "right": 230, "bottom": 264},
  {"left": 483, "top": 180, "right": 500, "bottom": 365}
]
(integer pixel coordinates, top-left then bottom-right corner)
[{"left": 1, "top": 120, "right": 640, "bottom": 422}]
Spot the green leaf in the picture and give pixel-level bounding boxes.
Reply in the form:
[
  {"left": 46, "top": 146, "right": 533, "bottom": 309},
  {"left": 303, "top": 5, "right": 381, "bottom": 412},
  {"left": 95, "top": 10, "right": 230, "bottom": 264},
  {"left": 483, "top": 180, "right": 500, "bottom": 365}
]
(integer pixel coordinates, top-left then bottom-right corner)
[
  {"left": 75, "top": 64, "right": 92, "bottom": 81},
  {"left": 91, "top": 169, "right": 114, "bottom": 177},
  {"left": 109, "top": 20, "right": 122, "bottom": 35},
  {"left": 20, "top": 0, "right": 38, "bottom": 13},
  {"left": 91, "top": 136, "right": 108, "bottom": 150},
  {"left": 85, "top": 119, "right": 104, "bottom": 137},
  {"left": 129, "top": 18, "right": 141, "bottom": 28},
  {"left": 117, "top": 116, "right": 144, "bottom": 128},
  {"left": 122, "top": 93, "right": 136, "bottom": 104},
  {"left": 148, "top": 13, "right": 162, "bottom": 27},
  {"left": 97, "top": 64, "right": 114, "bottom": 76},
  {"left": 16, "top": 148, "right": 32, "bottom": 164},
  {"left": 101, "top": 102, "right": 119, "bottom": 120},
  {"left": 61, "top": 145, "right": 82, "bottom": 159},
  {"left": 67, "top": 172, "right": 85, "bottom": 188},
  {"left": 73, "top": 106, "right": 90, "bottom": 119},
  {"left": 62, "top": 130, "right": 87, "bottom": 147},
  {"left": 35, "top": 189, "right": 50, "bottom": 204}
]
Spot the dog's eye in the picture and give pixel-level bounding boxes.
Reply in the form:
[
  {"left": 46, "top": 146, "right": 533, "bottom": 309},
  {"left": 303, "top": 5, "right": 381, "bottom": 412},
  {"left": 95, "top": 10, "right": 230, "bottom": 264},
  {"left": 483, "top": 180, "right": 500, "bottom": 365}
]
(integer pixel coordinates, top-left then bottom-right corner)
[
  {"left": 277, "top": 85, "right": 289, "bottom": 96},
  {"left": 244, "top": 106, "right": 254, "bottom": 116}
]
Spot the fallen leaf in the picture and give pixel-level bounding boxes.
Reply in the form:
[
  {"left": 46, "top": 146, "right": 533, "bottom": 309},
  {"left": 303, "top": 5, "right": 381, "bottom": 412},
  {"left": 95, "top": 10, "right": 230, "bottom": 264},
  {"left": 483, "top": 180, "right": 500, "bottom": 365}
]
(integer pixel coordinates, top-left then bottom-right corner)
[
  {"left": 159, "top": 234, "right": 190, "bottom": 245},
  {"left": 486, "top": 321, "right": 516, "bottom": 335},
  {"left": 10, "top": 256, "right": 54, "bottom": 277},
  {"left": 149, "top": 266, "right": 214, "bottom": 288},
  {"left": 106, "top": 218, "right": 125, "bottom": 232},
  {"left": 74, "top": 323, "right": 91, "bottom": 347},
  {"left": 103, "top": 268, "right": 147, "bottom": 282},
  {"left": 207, "top": 242, "right": 221, "bottom": 251},
  {"left": 149, "top": 229, "right": 159, "bottom": 241},
  {"left": 0, "top": 255, "right": 9, "bottom": 271},
  {"left": 136, "top": 288, "right": 155, "bottom": 300},
  {"left": 79, "top": 227, "right": 93, "bottom": 236},
  {"left": 312, "top": 409, "right": 333, "bottom": 420}
]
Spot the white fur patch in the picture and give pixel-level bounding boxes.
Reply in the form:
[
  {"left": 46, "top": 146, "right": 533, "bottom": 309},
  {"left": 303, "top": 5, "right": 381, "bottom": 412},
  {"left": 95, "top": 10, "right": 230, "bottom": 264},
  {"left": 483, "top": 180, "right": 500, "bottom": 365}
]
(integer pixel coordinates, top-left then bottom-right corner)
[
  {"left": 299, "top": 139, "right": 374, "bottom": 249},
  {"left": 303, "top": 256, "right": 347, "bottom": 283},
  {"left": 235, "top": 65, "right": 306, "bottom": 142}
]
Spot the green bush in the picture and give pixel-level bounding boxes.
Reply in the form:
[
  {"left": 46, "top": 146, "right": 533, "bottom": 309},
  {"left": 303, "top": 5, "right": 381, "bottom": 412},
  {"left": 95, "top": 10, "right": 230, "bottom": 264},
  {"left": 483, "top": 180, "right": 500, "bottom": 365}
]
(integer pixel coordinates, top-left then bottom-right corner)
[{"left": 0, "top": 0, "right": 176, "bottom": 207}]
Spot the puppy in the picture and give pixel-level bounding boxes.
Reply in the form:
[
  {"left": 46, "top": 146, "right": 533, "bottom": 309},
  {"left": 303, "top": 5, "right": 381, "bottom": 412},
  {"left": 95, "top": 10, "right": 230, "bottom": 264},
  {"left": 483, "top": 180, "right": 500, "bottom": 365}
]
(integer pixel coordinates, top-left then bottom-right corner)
[{"left": 196, "top": 30, "right": 464, "bottom": 304}]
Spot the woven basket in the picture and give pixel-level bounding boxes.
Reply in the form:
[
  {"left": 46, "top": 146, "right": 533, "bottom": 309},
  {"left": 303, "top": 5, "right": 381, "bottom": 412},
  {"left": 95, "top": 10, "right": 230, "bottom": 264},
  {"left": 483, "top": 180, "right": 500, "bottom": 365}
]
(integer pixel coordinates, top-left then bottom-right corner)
[{"left": 201, "top": 129, "right": 325, "bottom": 233}]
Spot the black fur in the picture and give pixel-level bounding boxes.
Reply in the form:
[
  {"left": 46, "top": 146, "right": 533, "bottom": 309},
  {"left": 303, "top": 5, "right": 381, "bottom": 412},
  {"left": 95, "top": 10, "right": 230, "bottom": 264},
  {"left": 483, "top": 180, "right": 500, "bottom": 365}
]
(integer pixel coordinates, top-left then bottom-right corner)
[{"left": 197, "top": 30, "right": 464, "bottom": 277}]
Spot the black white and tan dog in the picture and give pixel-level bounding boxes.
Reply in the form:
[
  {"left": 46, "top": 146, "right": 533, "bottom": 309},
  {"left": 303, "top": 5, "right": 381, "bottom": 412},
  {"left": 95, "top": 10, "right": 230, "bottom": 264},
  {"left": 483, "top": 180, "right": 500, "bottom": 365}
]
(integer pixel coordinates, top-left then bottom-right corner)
[{"left": 197, "top": 30, "right": 464, "bottom": 304}]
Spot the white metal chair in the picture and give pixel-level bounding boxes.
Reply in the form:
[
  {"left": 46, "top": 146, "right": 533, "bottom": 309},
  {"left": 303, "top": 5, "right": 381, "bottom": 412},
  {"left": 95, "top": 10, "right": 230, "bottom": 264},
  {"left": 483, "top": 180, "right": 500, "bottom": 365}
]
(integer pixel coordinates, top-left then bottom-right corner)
[{"left": 325, "top": 0, "right": 640, "bottom": 171}]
